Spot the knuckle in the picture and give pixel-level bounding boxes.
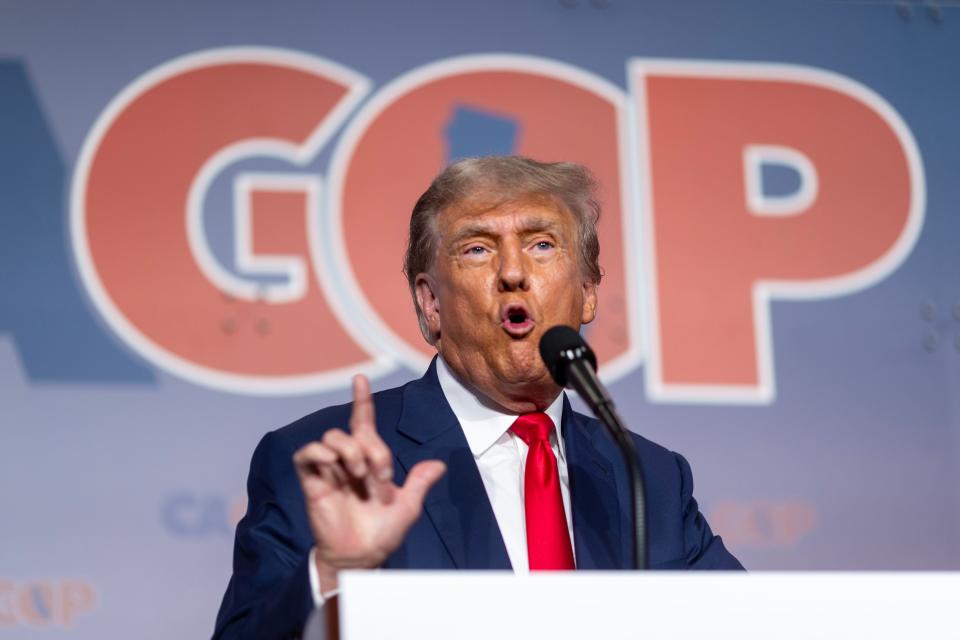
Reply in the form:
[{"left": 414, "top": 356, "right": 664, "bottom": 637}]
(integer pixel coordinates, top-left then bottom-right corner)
[
  {"left": 370, "top": 447, "right": 392, "bottom": 467},
  {"left": 293, "top": 443, "right": 317, "bottom": 464},
  {"left": 339, "top": 439, "right": 361, "bottom": 460},
  {"left": 322, "top": 429, "right": 345, "bottom": 445}
]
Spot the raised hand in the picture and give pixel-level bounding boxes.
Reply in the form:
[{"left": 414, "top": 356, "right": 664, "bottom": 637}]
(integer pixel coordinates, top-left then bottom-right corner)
[{"left": 293, "top": 375, "right": 446, "bottom": 594}]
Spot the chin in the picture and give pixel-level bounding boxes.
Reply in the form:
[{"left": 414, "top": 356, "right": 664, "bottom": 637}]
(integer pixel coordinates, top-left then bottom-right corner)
[{"left": 497, "top": 355, "right": 550, "bottom": 386}]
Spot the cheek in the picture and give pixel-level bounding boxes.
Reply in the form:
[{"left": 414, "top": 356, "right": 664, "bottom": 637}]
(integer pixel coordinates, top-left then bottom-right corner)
[
  {"left": 548, "top": 279, "right": 587, "bottom": 323},
  {"left": 443, "top": 295, "right": 472, "bottom": 321},
  {"left": 447, "top": 271, "right": 492, "bottom": 307},
  {"left": 439, "top": 282, "right": 486, "bottom": 326}
]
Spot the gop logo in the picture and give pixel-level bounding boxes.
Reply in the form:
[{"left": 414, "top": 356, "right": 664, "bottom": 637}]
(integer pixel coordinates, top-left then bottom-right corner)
[
  {"left": 71, "top": 47, "right": 924, "bottom": 403},
  {"left": 0, "top": 579, "right": 97, "bottom": 628}
]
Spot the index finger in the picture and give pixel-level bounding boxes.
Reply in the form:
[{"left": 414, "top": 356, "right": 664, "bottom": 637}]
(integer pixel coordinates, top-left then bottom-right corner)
[{"left": 349, "top": 374, "right": 376, "bottom": 434}]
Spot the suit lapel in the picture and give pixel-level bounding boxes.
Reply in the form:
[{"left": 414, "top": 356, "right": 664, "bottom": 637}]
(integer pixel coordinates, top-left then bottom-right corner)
[
  {"left": 562, "top": 399, "right": 625, "bottom": 570},
  {"left": 392, "top": 360, "right": 512, "bottom": 570}
]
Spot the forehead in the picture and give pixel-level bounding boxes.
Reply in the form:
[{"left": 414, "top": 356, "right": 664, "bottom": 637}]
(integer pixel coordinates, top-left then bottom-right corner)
[{"left": 438, "top": 193, "right": 576, "bottom": 236}]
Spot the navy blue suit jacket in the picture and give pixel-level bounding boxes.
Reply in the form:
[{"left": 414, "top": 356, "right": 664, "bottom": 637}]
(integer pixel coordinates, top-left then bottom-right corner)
[{"left": 213, "top": 360, "right": 742, "bottom": 638}]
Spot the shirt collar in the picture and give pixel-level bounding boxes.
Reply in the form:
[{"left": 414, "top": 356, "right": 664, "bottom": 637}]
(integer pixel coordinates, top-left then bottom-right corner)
[{"left": 435, "top": 355, "right": 566, "bottom": 459}]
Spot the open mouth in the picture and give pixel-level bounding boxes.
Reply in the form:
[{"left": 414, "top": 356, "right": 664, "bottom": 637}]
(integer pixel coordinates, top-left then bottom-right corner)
[{"left": 501, "top": 303, "right": 535, "bottom": 338}]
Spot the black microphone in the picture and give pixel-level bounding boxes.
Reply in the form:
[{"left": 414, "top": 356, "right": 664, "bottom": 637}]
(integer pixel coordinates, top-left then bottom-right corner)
[{"left": 539, "top": 325, "right": 648, "bottom": 570}]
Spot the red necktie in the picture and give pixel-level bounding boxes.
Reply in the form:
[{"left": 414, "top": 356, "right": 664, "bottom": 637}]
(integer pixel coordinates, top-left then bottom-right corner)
[{"left": 510, "top": 413, "right": 575, "bottom": 570}]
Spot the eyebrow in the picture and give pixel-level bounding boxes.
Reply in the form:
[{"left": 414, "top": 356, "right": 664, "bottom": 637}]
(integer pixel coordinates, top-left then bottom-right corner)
[{"left": 448, "top": 216, "right": 560, "bottom": 246}]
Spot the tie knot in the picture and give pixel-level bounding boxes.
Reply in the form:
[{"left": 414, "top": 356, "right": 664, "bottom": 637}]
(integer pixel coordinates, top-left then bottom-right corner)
[{"left": 510, "top": 412, "right": 555, "bottom": 445}]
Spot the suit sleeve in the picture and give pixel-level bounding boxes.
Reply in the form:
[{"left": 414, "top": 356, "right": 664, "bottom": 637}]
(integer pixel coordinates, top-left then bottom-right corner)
[
  {"left": 675, "top": 452, "right": 745, "bottom": 570},
  {"left": 213, "top": 431, "right": 316, "bottom": 639}
]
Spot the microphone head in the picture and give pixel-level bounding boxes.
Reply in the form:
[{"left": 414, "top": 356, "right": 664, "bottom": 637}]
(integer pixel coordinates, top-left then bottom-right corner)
[{"left": 539, "top": 325, "right": 597, "bottom": 387}]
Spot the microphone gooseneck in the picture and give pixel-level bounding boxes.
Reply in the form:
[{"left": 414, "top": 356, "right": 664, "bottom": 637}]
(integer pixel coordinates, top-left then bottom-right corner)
[{"left": 539, "top": 325, "right": 648, "bottom": 570}]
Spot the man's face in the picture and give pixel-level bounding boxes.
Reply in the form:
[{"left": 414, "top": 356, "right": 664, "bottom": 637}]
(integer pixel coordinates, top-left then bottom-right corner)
[{"left": 415, "top": 194, "right": 597, "bottom": 409}]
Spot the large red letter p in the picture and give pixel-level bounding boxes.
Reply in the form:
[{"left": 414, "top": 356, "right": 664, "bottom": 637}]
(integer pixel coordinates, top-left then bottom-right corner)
[{"left": 630, "top": 61, "right": 924, "bottom": 403}]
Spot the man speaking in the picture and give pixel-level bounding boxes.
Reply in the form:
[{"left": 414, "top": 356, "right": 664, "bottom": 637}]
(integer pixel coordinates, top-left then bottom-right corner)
[{"left": 213, "top": 156, "right": 742, "bottom": 639}]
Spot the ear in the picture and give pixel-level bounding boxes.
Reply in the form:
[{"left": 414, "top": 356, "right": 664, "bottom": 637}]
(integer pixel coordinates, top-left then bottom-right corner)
[
  {"left": 414, "top": 273, "right": 442, "bottom": 340},
  {"left": 580, "top": 280, "right": 598, "bottom": 325}
]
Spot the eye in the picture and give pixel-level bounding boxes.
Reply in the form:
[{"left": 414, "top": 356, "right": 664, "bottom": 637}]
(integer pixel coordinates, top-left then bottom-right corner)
[
  {"left": 464, "top": 245, "right": 488, "bottom": 256},
  {"left": 532, "top": 240, "right": 554, "bottom": 251}
]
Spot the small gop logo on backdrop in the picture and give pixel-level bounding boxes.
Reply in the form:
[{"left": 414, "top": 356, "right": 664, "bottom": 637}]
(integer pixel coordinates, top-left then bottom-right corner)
[
  {"left": 72, "top": 48, "right": 924, "bottom": 402},
  {"left": 0, "top": 579, "right": 97, "bottom": 628}
]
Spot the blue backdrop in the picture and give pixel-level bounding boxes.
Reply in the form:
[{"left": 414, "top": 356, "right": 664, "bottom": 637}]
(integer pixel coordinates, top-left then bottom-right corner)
[{"left": 1, "top": 1, "right": 958, "bottom": 637}]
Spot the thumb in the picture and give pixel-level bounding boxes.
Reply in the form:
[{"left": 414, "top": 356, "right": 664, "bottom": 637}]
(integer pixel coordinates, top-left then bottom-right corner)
[{"left": 396, "top": 460, "right": 446, "bottom": 513}]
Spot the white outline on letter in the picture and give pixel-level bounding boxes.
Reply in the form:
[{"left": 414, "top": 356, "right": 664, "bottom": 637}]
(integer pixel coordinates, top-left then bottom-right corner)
[{"left": 743, "top": 144, "right": 818, "bottom": 217}]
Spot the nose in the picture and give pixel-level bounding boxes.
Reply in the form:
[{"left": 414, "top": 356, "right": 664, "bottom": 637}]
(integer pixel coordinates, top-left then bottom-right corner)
[{"left": 497, "top": 241, "right": 529, "bottom": 292}]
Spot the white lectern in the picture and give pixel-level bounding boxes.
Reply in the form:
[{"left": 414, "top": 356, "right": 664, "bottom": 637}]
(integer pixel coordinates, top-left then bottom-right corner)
[{"left": 305, "top": 571, "right": 960, "bottom": 639}]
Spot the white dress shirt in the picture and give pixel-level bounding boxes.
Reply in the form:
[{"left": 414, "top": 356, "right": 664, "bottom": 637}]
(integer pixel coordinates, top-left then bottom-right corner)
[
  {"left": 308, "top": 357, "right": 574, "bottom": 603},
  {"left": 434, "top": 355, "right": 574, "bottom": 571}
]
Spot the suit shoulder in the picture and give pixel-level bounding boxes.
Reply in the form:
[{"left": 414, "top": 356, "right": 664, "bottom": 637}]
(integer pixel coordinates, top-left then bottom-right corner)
[
  {"left": 266, "top": 382, "right": 408, "bottom": 452},
  {"left": 570, "top": 409, "right": 685, "bottom": 479},
  {"left": 572, "top": 409, "right": 676, "bottom": 459}
]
